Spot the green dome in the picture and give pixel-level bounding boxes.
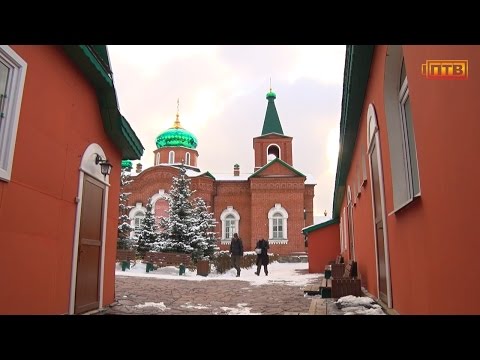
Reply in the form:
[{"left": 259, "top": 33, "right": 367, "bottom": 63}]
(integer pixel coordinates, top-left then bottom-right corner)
[
  {"left": 121, "top": 160, "right": 132, "bottom": 169},
  {"left": 156, "top": 127, "right": 198, "bottom": 149},
  {"left": 266, "top": 90, "right": 276, "bottom": 100}
]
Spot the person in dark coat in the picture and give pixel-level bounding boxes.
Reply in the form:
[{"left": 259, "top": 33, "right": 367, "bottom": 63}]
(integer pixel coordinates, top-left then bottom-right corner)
[
  {"left": 229, "top": 233, "right": 244, "bottom": 277},
  {"left": 254, "top": 238, "right": 270, "bottom": 276}
]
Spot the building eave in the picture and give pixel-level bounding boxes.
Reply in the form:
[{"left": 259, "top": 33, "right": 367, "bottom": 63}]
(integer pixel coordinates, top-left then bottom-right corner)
[
  {"left": 62, "top": 45, "right": 144, "bottom": 160},
  {"left": 302, "top": 218, "right": 339, "bottom": 234},
  {"left": 332, "top": 45, "right": 374, "bottom": 218}
]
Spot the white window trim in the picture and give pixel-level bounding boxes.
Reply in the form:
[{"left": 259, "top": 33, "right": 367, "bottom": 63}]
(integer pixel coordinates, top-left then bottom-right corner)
[
  {"left": 0, "top": 45, "right": 27, "bottom": 182},
  {"left": 342, "top": 207, "right": 348, "bottom": 252},
  {"left": 347, "top": 188, "right": 356, "bottom": 260},
  {"left": 129, "top": 202, "right": 147, "bottom": 238},
  {"left": 362, "top": 145, "right": 368, "bottom": 186},
  {"left": 155, "top": 152, "right": 160, "bottom": 165},
  {"left": 185, "top": 152, "right": 191, "bottom": 166},
  {"left": 268, "top": 203, "right": 288, "bottom": 243},
  {"left": 220, "top": 206, "right": 240, "bottom": 244},
  {"left": 384, "top": 47, "right": 421, "bottom": 213},
  {"left": 339, "top": 216, "right": 343, "bottom": 252},
  {"left": 266, "top": 143, "right": 281, "bottom": 161},
  {"left": 168, "top": 150, "right": 175, "bottom": 164},
  {"left": 399, "top": 79, "right": 421, "bottom": 200},
  {"left": 150, "top": 190, "right": 169, "bottom": 213},
  {"left": 367, "top": 102, "right": 393, "bottom": 308}
]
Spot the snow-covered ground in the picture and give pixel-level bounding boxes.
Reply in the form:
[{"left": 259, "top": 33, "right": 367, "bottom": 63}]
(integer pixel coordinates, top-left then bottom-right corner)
[
  {"left": 116, "top": 261, "right": 319, "bottom": 287},
  {"left": 115, "top": 261, "right": 386, "bottom": 315}
]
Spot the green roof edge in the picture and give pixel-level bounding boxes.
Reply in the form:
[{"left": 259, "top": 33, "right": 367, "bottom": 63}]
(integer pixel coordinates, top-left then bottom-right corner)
[
  {"left": 249, "top": 157, "right": 305, "bottom": 179},
  {"left": 200, "top": 171, "right": 216, "bottom": 180},
  {"left": 332, "top": 45, "right": 374, "bottom": 219},
  {"left": 62, "top": 45, "right": 144, "bottom": 160},
  {"left": 302, "top": 218, "right": 339, "bottom": 234}
]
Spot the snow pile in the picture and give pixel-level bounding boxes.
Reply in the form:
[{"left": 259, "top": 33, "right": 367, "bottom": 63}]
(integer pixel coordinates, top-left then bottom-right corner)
[
  {"left": 134, "top": 302, "right": 169, "bottom": 311},
  {"left": 335, "top": 295, "right": 386, "bottom": 315}
]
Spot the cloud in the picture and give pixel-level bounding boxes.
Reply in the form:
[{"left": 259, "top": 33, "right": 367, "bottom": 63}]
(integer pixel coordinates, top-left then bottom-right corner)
[{"left": 108, "top": 45, "right": 345, "bottom": 216}]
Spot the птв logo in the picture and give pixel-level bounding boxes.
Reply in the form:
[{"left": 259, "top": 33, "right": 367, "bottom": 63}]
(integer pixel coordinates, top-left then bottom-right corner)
[{"left": 421, "top": 60, "right": 468, "bottom": 79}]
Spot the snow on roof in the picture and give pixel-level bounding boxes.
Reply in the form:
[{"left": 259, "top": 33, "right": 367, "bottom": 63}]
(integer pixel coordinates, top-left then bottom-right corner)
[
  {"left": 128, "top": 164, "right": 316, "bottom": 184},
  {"left": 185, "top": 169, "right": 206, "bottom": 177},
  {"left": 305, "top": 173, "right": 316, "bottom": 185},
  {"left": 210, "top": 173, "right": 252, "bottom": 181}
]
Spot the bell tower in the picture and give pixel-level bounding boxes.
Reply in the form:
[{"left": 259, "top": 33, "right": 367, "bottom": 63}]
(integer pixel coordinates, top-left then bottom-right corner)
[{"left": 253, "top": 88, "right": 293, "bottom": 171}]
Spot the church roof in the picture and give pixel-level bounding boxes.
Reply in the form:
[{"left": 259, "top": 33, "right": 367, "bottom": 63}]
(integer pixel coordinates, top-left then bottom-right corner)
[
  {"left": 261, "top": 89, "right": 284, "bottom": 135},
  {"left": 155, "top": 100, "right": 198, "bottom": 149},
  {"left": 249, "top": 157, "right": 305, "bottom": 179}
]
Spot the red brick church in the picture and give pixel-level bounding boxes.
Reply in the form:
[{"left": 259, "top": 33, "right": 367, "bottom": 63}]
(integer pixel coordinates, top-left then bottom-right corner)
[{"left": 124, "top": 89, "right": 315, "bottom": 255}]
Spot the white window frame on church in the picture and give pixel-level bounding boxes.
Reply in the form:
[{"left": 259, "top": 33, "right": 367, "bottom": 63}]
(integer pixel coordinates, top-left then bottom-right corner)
[
  {"left": 268, "top": 203, "right": 288, "bottom": 244},
  {"left": 155, "top": 153, "right": 160, "bottom": 165},
  {"left": 129, "top": 202, "right": 147, "bottom": 238},
  {"left": 168, "top": 151, "right": 175, "bottom": 164},
  {"left": 266, "top": 143, "right": 281, "bottom": 161},
  {"left": 0, "top": 45, "right": 27, "bottom": 182},
  {"left": 220, "top": 206, "right": 240, "bottom": 244},
  {"left": 185, "top": 152, "right": 190, "bottom": 165}
]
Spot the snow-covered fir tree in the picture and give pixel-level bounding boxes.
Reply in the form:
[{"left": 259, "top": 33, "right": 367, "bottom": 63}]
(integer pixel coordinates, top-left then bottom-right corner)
[
  {"left": 155, "top": 166, "right": 196, "bottom": 254},
  {"left": 190, "top": 197, "right": 218, "bottom": 261},
  {"left": 136, "top": 198, "right": 159, "bottom": 257},
  {"left": 117, "top": 165, "right": 134, "bottom": 249}
]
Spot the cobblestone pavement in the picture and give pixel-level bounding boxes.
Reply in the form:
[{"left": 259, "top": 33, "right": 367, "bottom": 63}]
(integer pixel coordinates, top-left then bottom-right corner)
[{"left": 97, "top": 275, "right": 320, "bottom": 315}]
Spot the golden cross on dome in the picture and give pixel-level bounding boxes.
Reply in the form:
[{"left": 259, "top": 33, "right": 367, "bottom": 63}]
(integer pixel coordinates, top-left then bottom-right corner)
[{"left": 173, "top": 98, "right": 181, "bottom": 129}]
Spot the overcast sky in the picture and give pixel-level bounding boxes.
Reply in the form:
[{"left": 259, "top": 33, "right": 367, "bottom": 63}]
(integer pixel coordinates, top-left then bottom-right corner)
[{"left": 108, "top": 45, "right": 346, "bottom": 217}]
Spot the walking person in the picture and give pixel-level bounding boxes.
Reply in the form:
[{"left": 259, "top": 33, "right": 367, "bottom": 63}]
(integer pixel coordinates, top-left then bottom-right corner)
[
  {"left": 229, "top": 233, "right": 244, "bottom": 277},
  {"left": 254, "top": 238, "right": 270, "bottom": 276}
]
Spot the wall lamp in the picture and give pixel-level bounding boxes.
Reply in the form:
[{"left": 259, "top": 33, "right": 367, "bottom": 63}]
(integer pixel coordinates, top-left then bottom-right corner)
[{"left": 95, "top": 154, "right": 113, "bottom": 178}]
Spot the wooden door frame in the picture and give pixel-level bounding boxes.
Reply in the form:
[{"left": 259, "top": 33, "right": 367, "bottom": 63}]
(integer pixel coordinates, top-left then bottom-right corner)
[
  {"left": 69, "top": 143, "right": 110, "bottom": 314},
  {"left": 367, "top": 104, "right": 393, "bottom": 309}
]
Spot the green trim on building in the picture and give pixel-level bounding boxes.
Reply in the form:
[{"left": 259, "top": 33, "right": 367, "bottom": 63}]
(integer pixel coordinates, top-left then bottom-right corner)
[
  {"left": 302, "top": 218, "right": 339, "bottom": 234},
  {"left": 200, "top": 171, "right": 216, "bottom": 180},
  {"left": 121, "top": 159, "right": 133, "bottom": 169},
  {"left": 332, "top": 45, "right": 374, "bottom": 219},
  {"left": 261, "top": 90, "right": 284, "bottom": 135},
  {"left": 249, "top": 157, "right": 305, "bottom": 179},
  {"left": 62, "top": 45, "right": 144, "bottom": 160}
]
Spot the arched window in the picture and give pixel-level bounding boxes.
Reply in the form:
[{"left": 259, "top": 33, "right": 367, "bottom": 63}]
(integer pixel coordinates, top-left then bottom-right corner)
[
  {"left": 225, "top": 215, "right": 235, "bottom": 239},
  {"left": 220, "top": 206, "right": 240, "bottom": 243},
  {"left": 267, "top": 144, "right": 280, "bottom": 161},
  {"left": 155, "top": 153, "right": 160, "bottom": 165},
  {"left": 185, "top": 152, "right": 191, "bottom": 166},
  {"left": 268, "top": 204, "right": 288, "bottom": 244},
  {"left": 384, "top": 46, "right": 421, "bottom": 211},
  {"left": 133, "top": 211, "right": 145, "bottom": 238},
  {"left": 168, "top": 151, "right": 175, "bottom": 164},
  {"left": 129, "top": 203, "right": 147, "bottom": 238}
]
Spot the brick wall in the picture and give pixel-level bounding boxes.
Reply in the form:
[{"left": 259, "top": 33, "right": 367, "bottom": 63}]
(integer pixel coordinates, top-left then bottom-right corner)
[{"left": 125, "top": 165, "right": 312, "bottom": 256}]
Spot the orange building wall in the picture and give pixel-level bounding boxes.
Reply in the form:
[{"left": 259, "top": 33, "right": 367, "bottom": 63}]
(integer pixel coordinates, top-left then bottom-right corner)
[
  {"left": 306, "top": 224, "right": 340, "bottom": 273},
  {"left": 0, "top": 45, "right": 122, "bottom": 314},
  {"left": 340, "top": 45, "right": 480, "bottom": 314}
]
